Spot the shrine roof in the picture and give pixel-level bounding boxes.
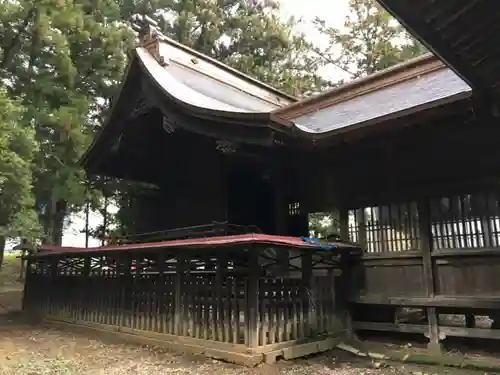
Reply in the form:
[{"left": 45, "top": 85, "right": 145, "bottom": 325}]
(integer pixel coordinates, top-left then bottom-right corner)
[
  {"left": 138, "top": 37, "right": 295, "bottom": 112},
  {"left": 274, "top": 54, "right": 472, "bottom": 136},
  {"left": 80, "top": 26, "right": 475, "bottom": 175}
]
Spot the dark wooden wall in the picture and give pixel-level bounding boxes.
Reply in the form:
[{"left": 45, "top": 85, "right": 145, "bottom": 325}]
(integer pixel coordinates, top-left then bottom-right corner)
[
  {"left": 342, "top": 185, "right": 500, "bottom": 348},
  {"left": 289, "top": 105, "right": 500, "bottom": 348}
]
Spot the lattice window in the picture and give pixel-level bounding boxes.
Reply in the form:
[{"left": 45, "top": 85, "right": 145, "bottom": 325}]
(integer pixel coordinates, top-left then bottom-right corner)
[
  {"left": 430, "top": 192, "right": 500, "bottom": 249},
  {"left": 289, "top": 202, "right": 300, "bottom": 216},
  {"left": 349, "top": 201, "right": 420, "bottom": 253}
]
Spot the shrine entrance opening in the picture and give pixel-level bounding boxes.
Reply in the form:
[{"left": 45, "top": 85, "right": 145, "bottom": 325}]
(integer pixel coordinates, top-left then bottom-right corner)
[{"left": 226, "top": 161, "right": 275, "bottom": 235}]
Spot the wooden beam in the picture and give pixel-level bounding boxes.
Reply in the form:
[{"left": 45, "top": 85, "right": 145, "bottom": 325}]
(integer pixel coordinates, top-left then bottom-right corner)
[
  {"left": 418, "top": 199, "right": 442, "bottom": 353},
  {"left": 355, "top": 209, "right": 367, "bottom": 250},
  {"left": 245, "top": 249, "right": 260, "bottom": 348},
  {"left": 377, "top": 1, "right": 488, "bottom": 93},
  {"left": 174, "top": 254, "right": 185, "bottom": 335}
]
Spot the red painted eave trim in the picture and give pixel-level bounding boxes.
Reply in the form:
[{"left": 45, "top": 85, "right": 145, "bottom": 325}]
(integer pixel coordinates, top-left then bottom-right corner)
[{"left": 34, "top": 234, "right": 360, "bottom": 257}]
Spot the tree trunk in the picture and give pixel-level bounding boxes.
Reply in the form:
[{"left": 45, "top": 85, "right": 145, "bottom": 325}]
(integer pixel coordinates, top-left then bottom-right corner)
[
  {"left": 43, "top": 196, "right": 67, "bottom": 246},
  {"left": 102, "top": 195, "right": 108, "bottom": 246},
  {"left": 85, "top": 199, "right": 90, "bottom": 248},
  {"left": 0, "top": 236, "right": 6, "bottom": 271},
  {"left": 51, "top": 200, "right": 67, "bottom": 246}
]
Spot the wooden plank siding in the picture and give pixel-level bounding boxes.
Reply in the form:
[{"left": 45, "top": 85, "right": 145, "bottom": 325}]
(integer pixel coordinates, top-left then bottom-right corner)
[{"left": 346, "top": 187, "right": 500, "bottom": 349}]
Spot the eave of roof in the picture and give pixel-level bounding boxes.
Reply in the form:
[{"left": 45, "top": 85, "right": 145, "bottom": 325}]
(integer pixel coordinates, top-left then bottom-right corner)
[
  {"left": 136, "top": 46, "right": 291, "bottom": 126},
  {"left": 80, "top": 39, "right": 476, "bottom": 175},
  {"left": 34, "top": 233, "right": 361, "bottom": 257},
  {"left": 279, "top": 53, "right": 472, "bottom": 136},
  {"left": 275, "top": 53, "right": 441, "bottom": 120},
  {"left": 375, "top": 0, "right": 500, "bottom": 97},
  {"left": 157, "top": 36, "right": 297, "bottom": 106}
]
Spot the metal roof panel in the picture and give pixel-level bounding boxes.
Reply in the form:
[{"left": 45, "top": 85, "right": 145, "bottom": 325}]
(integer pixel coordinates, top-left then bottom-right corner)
[{"left": 293, "top": 67, "right": 471, "bottom": 134}]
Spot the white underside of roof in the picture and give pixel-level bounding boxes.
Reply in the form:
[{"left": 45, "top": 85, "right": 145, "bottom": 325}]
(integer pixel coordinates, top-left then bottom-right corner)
[{"left": 137, "top": 45, "right": 285, "bottom": 114}]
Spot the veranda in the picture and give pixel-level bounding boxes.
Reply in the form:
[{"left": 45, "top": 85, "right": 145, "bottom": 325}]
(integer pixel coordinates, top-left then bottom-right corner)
[{"left": 23, "top": 233, "right": 360, "bottom": 365}]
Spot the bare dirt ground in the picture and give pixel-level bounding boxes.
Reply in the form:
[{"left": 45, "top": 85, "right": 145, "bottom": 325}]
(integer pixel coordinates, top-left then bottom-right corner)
[{"left": 0, "top": 316, "right": 490, "bottom": 375}]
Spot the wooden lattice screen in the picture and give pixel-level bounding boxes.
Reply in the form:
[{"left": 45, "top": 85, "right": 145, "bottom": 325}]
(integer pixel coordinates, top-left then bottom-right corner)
[{"left": 348, "top": 190, "right": 500, "bottom": 252}]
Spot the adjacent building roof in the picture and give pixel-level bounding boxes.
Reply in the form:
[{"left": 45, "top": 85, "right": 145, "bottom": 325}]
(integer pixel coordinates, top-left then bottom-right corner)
[
  {"left": 376, "top": 0, "right": 500, "bottom": 97},
  {"left": 276, "top": 54, "right": 471, "bottom": 136}
]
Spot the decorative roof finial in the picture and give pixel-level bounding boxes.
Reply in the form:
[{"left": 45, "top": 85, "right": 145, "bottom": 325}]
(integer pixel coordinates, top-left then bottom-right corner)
[{"left": 131, "top": 14, "right": 168, "bottom": 67}]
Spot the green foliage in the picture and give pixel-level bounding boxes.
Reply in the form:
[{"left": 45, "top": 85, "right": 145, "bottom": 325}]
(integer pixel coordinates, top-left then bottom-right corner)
[
  {"left": 0, "top": 88, "right": 41, "bottom": 240},
  {"left": 309, "top": 212, "right": 340, "bottom": 239},
  {"left": 0, "top": 0, "right": 135, "bottom": 244},
  {"left": 314, "top": 0, "right": 427, "bottom": 79}
]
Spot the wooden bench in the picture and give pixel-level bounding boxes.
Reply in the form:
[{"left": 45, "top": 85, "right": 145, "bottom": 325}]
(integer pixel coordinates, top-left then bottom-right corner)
[{"left": 350, "top": 294, "right": 500, "bottom": 310}]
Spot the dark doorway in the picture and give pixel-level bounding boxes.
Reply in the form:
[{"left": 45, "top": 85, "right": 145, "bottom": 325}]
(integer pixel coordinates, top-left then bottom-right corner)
[{"left": 226, "top": 166, "right": 275, "bottom": 235}]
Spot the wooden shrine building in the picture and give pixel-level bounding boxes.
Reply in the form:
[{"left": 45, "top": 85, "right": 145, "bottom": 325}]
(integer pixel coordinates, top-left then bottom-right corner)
[
  {"left": 22, "top": 4, "right": 500, "bottom": 364},
  {"left": 22, "top": 16, "right": 362, "bottom": 366}
]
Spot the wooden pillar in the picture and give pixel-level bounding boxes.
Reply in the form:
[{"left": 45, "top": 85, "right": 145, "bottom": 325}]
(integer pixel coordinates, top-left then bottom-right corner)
[
  {"left": 21, "top": 257, "right": 32, "bottom": 312},
  {"left": 274, "top": 197, "right": 288, "bottom": 236},
  {"left": 19, "top": 250, "right": 26, "bottom": 281},
  {"left": 215, "top": 255, "right": 224, "bottom": 341},
  {"left": 82, "top": 256, "right": 91, "bottom": 321},
  {"left": 49, "top": 258, "right": 59, "bottom": 316},
  {"left": 418, "top": 199, "right": 442, "bottom": 353},
  {"left": 174, "top": 254, "right": 185, "bottom": 335},
  {"left": 355, "top": 208, "right": 367, "bottom": 250},
  {"left": 327, "top": 265, "right": 340, "bottom": 332},
  {"left": 339, "top": 208, "right": 349, "bottom": 241},
  {"left": 465, "top": 313, "right": 475, "bottom": 328},
  {"left": 271, "top": 151, "right": 289, "bottom": 236},
  {"left": 120, "top": 254, "right": 131, "bottom": 327},
  {"left": 273, "top": 177, "right": 288, "bottom": 236},
  {"left": 301, "top": 251, "right": 315, "bottom": 335},
  {"left": 157, "top": 251, "right": 166, "bottom": 333},
  {"left": 133, "top": 256, "right": 142, "bottom": 329},
  {"left": 245, "top": 249, "right": 260, "bottom": 348}
]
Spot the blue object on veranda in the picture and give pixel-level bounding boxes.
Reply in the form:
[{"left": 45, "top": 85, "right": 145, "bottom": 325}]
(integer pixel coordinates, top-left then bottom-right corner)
[{"left": 300, "top": 236, "right": 337, "bottom": 249}]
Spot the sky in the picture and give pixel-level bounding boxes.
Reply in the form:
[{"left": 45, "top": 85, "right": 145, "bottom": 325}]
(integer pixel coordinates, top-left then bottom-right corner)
[
  {"left": 280, "top": 0, "right": 349, "bottom": 34},
  {"left": 60, "top": 0, "right": 351, "bottom": 248}
]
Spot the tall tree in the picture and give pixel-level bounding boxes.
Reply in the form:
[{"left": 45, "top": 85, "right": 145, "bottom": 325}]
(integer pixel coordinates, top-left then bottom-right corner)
[
  {"left": 0, "top": 0, "right": 135, "bottom": 245},
  {"left": 314, "top": 0, "right": 427, "bottom": 80},
  {"left": 0, "top": 88, "right": 41, "bottom": 267}
]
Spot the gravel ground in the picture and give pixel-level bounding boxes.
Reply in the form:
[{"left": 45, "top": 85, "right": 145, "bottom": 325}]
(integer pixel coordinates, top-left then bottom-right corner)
[{"left": 0, "top": 324, "right": 487, "bottom": 375}]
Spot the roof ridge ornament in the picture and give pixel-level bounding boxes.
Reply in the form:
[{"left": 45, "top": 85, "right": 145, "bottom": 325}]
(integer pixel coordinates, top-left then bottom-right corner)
[{"left": 131, "top": 14, "right": 168, "bottom": 67}]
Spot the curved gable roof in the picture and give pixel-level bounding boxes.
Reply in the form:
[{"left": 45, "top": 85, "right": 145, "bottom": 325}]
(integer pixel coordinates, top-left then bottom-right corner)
[{"left": 81, "top": 39, "right": 474, "bottom": 174}]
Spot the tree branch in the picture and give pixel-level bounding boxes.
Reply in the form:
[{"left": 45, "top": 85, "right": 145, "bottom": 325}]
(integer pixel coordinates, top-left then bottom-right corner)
[
  {"left": 312, "top": 49, "right": 357, "bottom": 78},
  {"left": 0, "top": 7, "right": 35, "bottom": 69}
]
